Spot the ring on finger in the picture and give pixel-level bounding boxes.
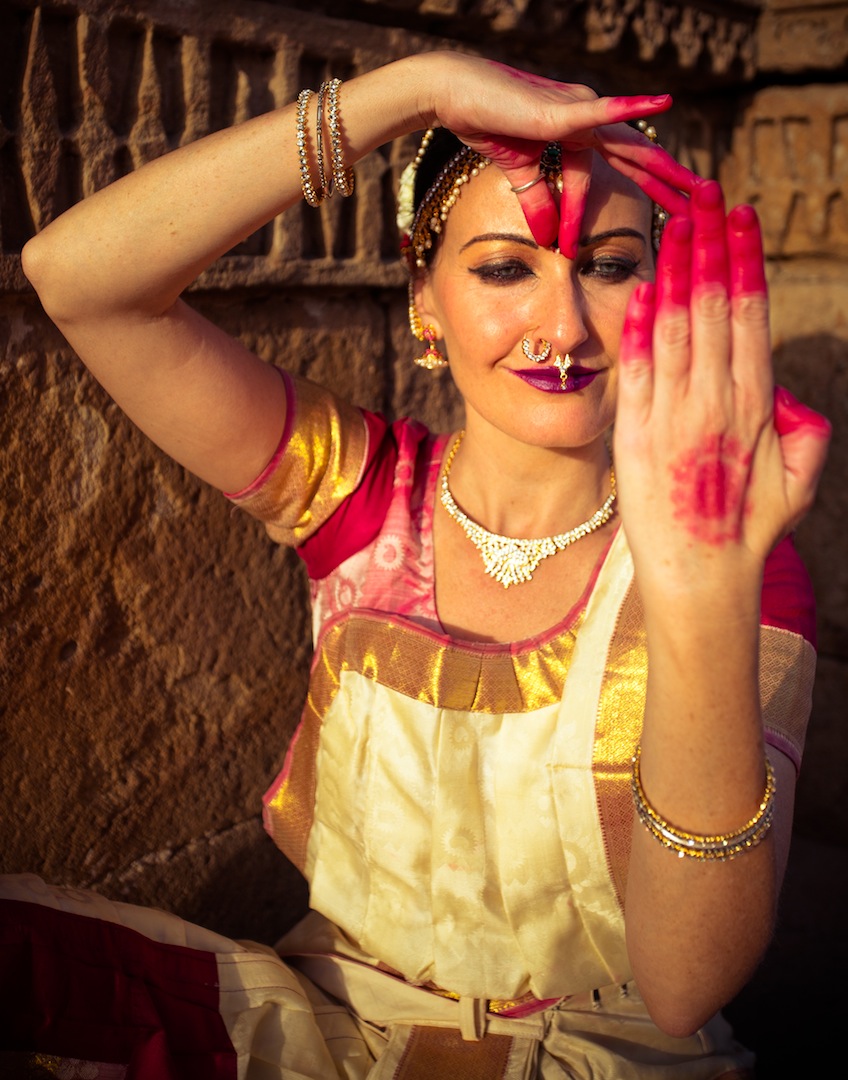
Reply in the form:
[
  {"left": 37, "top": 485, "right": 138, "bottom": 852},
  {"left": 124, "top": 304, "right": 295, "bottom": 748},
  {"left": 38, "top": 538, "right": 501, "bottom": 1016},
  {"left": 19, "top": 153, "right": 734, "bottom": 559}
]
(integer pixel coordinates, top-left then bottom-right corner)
[{"left": 510, "top": 173, "right": 545, "bottom": 195}]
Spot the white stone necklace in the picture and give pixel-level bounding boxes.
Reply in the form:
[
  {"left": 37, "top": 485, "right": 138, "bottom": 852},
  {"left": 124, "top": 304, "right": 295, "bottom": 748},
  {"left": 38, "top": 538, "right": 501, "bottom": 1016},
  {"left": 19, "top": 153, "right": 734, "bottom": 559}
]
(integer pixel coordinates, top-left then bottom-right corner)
[{"left": 440, "top": 433, "right": 617, "bottom": 589}]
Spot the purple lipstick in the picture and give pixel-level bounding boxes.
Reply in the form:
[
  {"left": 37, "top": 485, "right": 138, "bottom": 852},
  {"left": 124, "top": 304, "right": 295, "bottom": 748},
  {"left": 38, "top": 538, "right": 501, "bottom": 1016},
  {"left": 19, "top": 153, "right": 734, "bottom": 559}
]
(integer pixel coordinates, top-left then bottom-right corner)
[{"left": 510, "top": 365, "right": 602, "bottom": 394}]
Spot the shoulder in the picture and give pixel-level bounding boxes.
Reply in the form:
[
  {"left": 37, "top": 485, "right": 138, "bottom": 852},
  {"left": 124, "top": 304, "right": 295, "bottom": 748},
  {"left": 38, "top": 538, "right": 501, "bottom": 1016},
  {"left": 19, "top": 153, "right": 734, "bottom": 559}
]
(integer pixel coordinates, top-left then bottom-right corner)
[{"left": 298, "top": 408, "right": 439, "bottom": 579}]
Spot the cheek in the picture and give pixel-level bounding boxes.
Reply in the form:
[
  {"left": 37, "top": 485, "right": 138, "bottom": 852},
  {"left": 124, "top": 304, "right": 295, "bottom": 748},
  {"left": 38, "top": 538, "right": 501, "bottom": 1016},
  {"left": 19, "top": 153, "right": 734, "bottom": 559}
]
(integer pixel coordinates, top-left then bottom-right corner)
[
  {"left": 438, "top": 286, "right": 532, "bottom": 359},
  {"left": 584, "top": 287, "right": 633, "bottom": 361}
]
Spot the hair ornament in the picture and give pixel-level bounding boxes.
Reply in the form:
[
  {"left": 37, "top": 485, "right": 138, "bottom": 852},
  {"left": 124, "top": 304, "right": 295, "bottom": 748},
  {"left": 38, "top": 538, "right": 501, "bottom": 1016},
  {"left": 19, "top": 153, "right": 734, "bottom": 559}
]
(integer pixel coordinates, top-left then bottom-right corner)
[
  {"left": 635, "top": 119, "right": 669, "bottom": 249},
  {"left": 397, "top": 129, "right": 434, "bottom": 242},
  {"left": 402, "top": 135, "right": 491, "bottom": 269}
]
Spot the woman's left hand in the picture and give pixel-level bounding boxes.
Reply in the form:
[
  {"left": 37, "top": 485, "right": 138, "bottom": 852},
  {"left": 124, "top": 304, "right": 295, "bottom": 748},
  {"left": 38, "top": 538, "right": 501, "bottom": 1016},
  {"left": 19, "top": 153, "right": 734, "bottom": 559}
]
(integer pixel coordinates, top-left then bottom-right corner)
[
  {"left": 613, "top": 181, "right": 831, "bottom": 598},
  {"left": 431, "top": 56, "right": 698, "bottom": 256}
]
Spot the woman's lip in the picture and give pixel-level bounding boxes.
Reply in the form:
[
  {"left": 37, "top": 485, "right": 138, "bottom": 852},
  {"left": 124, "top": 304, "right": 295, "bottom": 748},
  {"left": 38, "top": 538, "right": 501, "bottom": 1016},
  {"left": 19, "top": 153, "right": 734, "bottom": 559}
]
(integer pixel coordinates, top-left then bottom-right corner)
[{"left": 510, "top": 366, "right": 603, "bottom": 393}]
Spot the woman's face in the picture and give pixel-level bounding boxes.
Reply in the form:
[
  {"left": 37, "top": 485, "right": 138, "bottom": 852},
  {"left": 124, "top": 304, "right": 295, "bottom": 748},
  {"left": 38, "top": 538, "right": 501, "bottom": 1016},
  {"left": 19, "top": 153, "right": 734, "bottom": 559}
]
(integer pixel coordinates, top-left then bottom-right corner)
[{"left": 415, "top": 153, "right": 655, "bottom": 452}]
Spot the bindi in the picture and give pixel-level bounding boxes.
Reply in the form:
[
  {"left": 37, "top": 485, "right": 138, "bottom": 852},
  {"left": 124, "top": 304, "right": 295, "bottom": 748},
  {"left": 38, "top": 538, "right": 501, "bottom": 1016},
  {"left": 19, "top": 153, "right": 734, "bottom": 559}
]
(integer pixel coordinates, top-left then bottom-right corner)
[{"left": 669, "top": 435, "right": 752, "bottom": 544}]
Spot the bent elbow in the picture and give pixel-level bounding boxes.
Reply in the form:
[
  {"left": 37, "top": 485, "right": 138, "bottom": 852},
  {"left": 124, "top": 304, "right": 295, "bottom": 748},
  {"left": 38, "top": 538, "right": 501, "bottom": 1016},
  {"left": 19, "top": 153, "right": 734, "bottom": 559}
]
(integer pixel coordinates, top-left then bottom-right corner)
[
  {"left": 21, "top": 233, "right": 48, "bottom": 295},
  {"left": 647, "top": 1004, "right": 707, "bottom": 1040},
  {"left": 22, "top": 231, "right": 68, "bottom": 324}
]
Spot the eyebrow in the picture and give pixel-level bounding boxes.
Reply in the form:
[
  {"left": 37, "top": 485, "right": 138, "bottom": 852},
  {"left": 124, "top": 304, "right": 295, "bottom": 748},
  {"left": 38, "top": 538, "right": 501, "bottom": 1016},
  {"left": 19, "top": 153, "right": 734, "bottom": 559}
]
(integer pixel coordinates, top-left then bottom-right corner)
[
  {"left": 459, "top": 227, "right": 647, "bottom": 253},
  {"left": 460, "top": 232, "right": 538, "bottom": 252},
  {"left": 580, "top": 227, "right": 647, "bottom": 247}
]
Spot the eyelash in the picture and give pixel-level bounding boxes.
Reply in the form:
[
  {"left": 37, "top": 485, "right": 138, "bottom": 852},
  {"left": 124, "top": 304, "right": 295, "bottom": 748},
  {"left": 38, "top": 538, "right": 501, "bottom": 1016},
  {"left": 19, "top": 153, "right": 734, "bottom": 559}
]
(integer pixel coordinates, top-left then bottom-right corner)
[
  {"left": 470, "top": 260, "right": 533, "bottom": 285},
  {"left": 470, "top": 255, "right": 640, "bottom": 286},
  {"left": 581, "top": 255, "right": 639, "bottom": 283}
]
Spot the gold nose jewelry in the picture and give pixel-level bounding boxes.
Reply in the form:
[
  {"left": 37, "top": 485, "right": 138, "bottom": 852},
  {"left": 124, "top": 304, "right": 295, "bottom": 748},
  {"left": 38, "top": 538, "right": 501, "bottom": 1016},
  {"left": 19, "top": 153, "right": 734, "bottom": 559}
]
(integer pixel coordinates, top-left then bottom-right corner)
[
  {"left": 521, "top": 336, "right": 552, "bottom": 364},
  {"left": 554, "top": 353, "right": 573, "bottom": 389}
]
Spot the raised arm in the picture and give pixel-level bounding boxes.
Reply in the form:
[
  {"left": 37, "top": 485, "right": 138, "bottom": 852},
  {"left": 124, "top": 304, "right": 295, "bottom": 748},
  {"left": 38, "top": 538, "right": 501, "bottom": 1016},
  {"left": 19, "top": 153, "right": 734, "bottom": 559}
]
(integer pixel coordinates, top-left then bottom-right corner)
[
  {"left": 614, "top": 182, "right": 830, "bottom": 1035},
  {"left": 22, "top": 51, "right": 686, "bottom": 493}
]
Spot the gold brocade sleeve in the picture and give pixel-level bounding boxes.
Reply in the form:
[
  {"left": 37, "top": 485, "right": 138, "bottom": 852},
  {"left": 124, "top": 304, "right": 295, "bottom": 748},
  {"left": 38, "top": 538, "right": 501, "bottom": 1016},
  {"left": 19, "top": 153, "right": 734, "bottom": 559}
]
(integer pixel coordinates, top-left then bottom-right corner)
[
  {"left": 760, "top": 624, "right": 817, "bottom": 769},
  {"left": 228, "top": 376, "right": 369, "bottom": 547}
]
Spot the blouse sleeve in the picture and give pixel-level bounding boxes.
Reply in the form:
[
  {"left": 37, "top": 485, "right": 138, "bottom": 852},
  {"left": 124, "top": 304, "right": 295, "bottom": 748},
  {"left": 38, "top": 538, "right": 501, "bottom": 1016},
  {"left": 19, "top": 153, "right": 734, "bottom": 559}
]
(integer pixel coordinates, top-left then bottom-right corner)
[
  {"left": 225, "top": 372, "right": 371, "bottom": 547},
  {"left": 759, "top": 534, "right": 818, "bottom": 773}
]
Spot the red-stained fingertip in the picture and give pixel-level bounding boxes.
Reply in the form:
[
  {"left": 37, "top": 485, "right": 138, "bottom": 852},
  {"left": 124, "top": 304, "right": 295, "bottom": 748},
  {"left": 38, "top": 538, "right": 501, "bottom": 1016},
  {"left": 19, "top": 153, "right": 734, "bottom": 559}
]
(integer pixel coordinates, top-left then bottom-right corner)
[
  {"left": 608, "top": 93, "right": 672, "bottom": 118},
  {"left": 620, "top": 281, "right": 656, "bottom": 359},
  {"left": 665, "top": 214, "right": 693, "bottom": 242},
  {"left": 525, "top": 203, "right": 559, "bottom": 249},
  {"left": 656, "top": 215, "right": 692, "bottom": 308},
  {"left": 728, "top": 204, "right": 759, "bottom": 233},
  {"left": 692, "top": 179, "right": 725, "bottom": 211},
  {"left": 727, "top": 204, "right": 766, "bottom": 295},
  {"left": 774, "top": 385, "right": 832, "bottom": 439}
]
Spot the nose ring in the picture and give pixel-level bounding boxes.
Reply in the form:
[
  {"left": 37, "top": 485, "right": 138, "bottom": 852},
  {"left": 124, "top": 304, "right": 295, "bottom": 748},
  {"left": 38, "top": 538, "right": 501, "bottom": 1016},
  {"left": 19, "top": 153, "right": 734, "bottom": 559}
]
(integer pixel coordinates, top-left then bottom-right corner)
[
  {"left": 554, "top": 353, "right": 573, "bottom": 389},
  {"left": 522, "top": 336, "right": 552, "bottom": 364}
]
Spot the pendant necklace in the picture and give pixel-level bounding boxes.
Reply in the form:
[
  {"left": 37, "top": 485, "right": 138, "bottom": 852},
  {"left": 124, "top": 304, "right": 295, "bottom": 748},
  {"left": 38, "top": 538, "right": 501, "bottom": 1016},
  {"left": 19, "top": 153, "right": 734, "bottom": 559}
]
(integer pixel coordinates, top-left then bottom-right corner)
[{"left": 440, "top": 432, "right": 617, "bottom": 589}]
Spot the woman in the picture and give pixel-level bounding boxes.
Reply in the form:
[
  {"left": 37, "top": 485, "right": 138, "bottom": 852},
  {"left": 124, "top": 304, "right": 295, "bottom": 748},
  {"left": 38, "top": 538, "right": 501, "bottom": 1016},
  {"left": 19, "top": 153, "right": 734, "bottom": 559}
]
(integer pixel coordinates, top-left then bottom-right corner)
[{"left": 3, "top": 50, "right": 830, "bottom": 1078}]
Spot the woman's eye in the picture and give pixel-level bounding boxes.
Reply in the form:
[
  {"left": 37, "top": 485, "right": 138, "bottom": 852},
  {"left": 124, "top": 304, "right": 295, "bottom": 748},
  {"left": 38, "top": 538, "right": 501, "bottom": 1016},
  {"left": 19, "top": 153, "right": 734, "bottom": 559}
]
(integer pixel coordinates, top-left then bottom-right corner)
[
  {"left": 470, "top": 260, "right": 534, "bottom": 285},
  {"left": 580, "top": 256, "right": 639, "bottom": 283}
]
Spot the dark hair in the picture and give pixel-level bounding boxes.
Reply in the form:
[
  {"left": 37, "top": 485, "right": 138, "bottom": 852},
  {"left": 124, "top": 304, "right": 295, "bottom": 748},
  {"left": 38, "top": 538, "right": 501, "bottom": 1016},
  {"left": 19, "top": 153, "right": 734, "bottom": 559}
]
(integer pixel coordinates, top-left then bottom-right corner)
[{"left": 412, "top": 128, "right": 465, "bottom": 216}]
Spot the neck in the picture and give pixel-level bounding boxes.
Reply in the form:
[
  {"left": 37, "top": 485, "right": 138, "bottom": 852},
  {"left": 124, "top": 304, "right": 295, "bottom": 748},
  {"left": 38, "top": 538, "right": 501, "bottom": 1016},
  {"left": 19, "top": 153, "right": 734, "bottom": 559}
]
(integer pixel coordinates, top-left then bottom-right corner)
[{"left": 444, "top": 425, "right": 613, "bottom": 540}]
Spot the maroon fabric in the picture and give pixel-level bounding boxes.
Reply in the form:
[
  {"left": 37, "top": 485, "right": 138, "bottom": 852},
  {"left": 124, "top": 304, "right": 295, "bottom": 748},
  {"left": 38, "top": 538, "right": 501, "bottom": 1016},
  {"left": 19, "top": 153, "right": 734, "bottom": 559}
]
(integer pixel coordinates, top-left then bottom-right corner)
[
  {"left": 0, "top": 900, "right": 237, "bottom": 1080},
  {"left": 761, "top": 534, "right": 817, "bottom": 647}
]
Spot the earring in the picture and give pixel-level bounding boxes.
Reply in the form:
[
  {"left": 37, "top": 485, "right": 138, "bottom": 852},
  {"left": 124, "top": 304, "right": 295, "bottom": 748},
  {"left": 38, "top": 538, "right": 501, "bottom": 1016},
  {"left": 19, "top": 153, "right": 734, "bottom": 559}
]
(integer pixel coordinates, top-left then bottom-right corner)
[
  {"left": 554, "top": 352, "right": 573, "bottom": 389},
  {"left": 409, "top": 281, "right": 447, "bottom": 370},
  {"left": 522, "top": 336, "right": 552, "bottom": 363},
  {"left": 414, "top": 325, "right": 448, "bottom": 370}
]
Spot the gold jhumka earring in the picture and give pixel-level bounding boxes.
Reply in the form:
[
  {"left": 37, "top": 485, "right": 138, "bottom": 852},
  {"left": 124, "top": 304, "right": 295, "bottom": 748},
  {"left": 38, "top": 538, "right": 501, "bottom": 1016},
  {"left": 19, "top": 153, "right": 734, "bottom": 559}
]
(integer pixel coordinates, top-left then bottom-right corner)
[{"left": 408, "top": 283, "right": 447, "bottom": 370}]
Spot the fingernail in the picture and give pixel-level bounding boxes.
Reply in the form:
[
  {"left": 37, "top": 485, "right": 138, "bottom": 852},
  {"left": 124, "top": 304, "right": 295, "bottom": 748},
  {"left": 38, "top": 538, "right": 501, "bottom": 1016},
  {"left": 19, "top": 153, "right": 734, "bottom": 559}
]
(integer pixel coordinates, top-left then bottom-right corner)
[
  {"left": 728, "top": 204, "right": 758, "bottom": 233},
  {"left": 773, "top": 386, "right": 832, "bottom": 438},
  {"left": 693, "top": 180, "right": 724, "bottom": 210},
  {"left": 666, "top": 215, "right": 692, "bottom": 241},
  {"left": 650, "top": 95, "right": 671, "bottom": 106}
]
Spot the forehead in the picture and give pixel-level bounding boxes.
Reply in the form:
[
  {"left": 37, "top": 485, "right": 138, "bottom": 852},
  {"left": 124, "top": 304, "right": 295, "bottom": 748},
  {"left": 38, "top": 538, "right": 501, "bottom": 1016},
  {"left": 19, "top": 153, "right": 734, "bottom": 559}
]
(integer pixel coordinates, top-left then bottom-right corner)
[{"left": 435, "top": 151, "right": 652, "bottom": 250}]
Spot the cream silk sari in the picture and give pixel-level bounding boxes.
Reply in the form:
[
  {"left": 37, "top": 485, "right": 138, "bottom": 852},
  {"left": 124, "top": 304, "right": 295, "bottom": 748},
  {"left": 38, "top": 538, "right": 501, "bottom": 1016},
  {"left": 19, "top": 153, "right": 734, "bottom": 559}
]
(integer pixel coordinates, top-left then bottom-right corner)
[{"left": 1, "top": 378, "right": 814, "bottom": 1078}]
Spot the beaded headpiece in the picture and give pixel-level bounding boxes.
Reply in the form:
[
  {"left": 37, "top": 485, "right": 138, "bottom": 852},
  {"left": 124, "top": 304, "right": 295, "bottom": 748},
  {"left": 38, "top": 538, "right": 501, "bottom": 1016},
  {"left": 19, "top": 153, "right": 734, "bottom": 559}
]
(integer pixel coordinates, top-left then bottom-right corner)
[
  {"left": 398, "top": 124, "right": 668, "bottom": 270},
  {"left": 398, "top": 131, "right": 491, "bottom": 269}
]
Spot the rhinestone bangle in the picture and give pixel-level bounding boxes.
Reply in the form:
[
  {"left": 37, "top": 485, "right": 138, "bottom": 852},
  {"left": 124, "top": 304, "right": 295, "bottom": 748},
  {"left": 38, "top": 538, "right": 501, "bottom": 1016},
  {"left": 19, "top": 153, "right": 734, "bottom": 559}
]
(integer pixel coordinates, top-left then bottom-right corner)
[
  {"left": 296, "top": 88, "right": 324, "bottom": 208},
  {"left": 631, "top": 745, "right": 776, "bottom": 860},
  {"left": 324, "top": 77, "right": 355, "bottom": 198}
]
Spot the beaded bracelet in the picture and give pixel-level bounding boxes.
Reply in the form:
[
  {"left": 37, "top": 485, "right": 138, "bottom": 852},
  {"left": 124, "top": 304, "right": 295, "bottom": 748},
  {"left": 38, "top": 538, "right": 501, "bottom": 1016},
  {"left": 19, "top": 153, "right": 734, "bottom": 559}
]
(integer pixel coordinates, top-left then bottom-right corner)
[
  {"left": 323, "top": 77, "right": 355, "bottom": 198},
  {"left": 296, "top": 88, "right": 324, "bottom": 208},
  {"left": 631, "top": 746, "right": 776, "bottom": 860},
  {"left": 315, "top": 81, "right": 329, "bottom": 197}
]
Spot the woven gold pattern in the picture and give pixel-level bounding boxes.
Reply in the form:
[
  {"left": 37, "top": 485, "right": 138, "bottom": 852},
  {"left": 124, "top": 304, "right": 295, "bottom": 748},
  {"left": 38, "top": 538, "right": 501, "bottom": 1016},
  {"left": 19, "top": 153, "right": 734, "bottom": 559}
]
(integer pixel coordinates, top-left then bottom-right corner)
[
  {"left": 593, "top": 583, "right": 648, "bottom": 908},
  {"left": 760, "top": 625, "right": 816, "bottom": 763},
  {"left": 264, "top": 611, "right": 580, "bottom": 869},
  {"left": 230, "top": 375, "right": 368, "bottom": 546}
]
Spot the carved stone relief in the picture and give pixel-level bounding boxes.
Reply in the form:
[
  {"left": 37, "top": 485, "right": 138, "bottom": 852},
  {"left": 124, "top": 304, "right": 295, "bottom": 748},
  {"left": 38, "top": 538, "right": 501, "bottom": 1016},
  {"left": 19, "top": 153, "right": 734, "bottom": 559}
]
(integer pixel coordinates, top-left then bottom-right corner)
[{"left": 720, "top": 84, "right": 848, "bottom": 257}]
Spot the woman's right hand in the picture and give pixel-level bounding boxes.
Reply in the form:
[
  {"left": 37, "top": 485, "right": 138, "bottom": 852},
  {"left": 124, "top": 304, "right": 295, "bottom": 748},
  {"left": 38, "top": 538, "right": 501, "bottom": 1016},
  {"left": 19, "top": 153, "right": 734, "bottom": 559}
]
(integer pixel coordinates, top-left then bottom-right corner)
[{"left": 22, "top": 50, "right": 698, "bottom": 496}]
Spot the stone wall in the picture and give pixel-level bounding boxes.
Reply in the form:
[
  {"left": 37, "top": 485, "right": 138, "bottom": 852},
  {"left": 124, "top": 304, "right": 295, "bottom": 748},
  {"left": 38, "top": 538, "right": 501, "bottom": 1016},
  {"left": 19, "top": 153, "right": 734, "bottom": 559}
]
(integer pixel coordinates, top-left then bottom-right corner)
[{"left": 2, "top": 1, "right": 846, "bottom": 1073}]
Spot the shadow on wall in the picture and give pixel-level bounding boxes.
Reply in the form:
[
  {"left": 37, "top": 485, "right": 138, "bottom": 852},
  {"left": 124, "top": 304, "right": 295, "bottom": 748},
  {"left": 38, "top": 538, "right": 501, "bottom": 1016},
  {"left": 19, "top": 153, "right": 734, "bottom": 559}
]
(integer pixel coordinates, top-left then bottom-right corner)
[
  {"left": 725, "top": 833, "right": 848, "bottom": 1078},
  {"left": 190, "top": 824, "right": 309, "bottom": 946},
  {"left": 726, "top": 331, "right": 848, "bottom": 1078},
  {"left": 90, "top": 818, "right": 311, "bottom": 948}
]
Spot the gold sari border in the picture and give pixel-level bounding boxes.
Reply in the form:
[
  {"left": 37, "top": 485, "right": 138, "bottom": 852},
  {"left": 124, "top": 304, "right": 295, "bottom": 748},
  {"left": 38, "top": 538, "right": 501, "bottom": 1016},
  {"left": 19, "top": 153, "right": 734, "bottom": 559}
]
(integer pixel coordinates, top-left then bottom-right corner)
[{"left": 264, "top": 611, "right": 581, "bottom": 869}]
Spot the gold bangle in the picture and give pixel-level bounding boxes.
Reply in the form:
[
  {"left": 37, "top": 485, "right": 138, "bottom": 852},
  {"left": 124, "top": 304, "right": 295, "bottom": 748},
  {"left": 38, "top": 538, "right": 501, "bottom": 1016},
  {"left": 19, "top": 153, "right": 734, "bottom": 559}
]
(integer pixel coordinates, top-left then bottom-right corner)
[
  {"left": 296, "top": 88, "right": 324, "bottom": 208},
  {"left": 324, "top": 77, "right": 355, "bottom": 198},
  {"left": 631, "top": 746, "right": 776, "bottom": 861}
]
